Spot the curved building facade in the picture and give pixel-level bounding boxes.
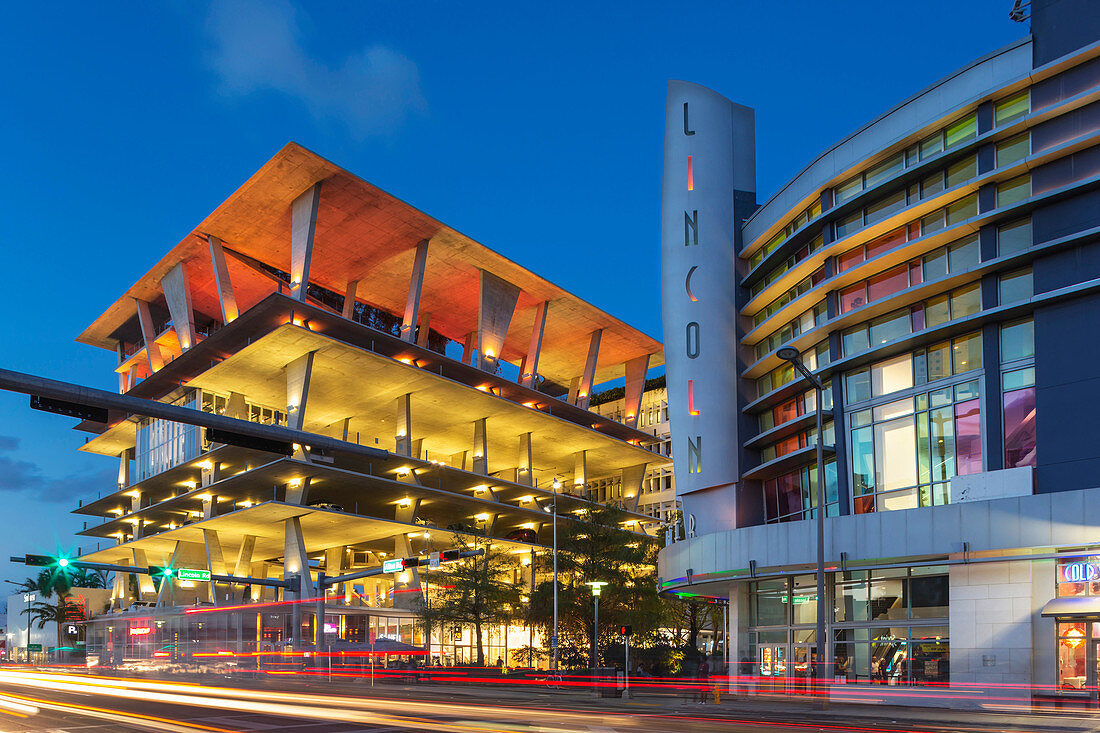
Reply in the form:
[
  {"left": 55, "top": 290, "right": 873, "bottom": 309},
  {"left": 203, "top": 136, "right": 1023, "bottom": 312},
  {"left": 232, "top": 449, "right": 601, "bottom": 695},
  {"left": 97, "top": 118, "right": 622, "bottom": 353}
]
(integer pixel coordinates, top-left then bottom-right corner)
[{"left": 659, "top": 0, "right": 1100, "bottom": 702}]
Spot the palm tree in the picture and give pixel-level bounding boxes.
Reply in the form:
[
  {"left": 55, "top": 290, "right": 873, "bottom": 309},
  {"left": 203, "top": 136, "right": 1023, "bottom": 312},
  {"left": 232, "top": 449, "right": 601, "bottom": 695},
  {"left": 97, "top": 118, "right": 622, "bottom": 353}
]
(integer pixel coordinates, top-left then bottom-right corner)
[
  {"left": 13, "top": 577, "right": 38, "bottom": 594},
  {"left": 21, "top": 597, "right": 65, "bottom": 654}
]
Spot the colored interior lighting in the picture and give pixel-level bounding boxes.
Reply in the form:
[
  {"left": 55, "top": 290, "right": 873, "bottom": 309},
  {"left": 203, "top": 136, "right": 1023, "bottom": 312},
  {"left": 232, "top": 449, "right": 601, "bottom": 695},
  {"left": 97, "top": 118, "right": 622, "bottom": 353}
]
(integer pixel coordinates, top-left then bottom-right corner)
[
  {"left": 688, "top": 379, "right": 700, "bottom": 416},
  {"left": 687, "top": 155, "right": 694, "bottom": 190}
]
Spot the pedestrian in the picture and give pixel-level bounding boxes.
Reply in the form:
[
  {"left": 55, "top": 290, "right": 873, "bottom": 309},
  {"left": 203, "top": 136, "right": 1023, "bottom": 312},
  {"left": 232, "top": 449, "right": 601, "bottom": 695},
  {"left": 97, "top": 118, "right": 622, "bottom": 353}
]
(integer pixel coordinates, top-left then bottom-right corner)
[
  {"left": 495, "top": 656, "right": 504, "bottom": 670},
  {"left": 697, "top": 657, "right": 711, "bottom": 703}
]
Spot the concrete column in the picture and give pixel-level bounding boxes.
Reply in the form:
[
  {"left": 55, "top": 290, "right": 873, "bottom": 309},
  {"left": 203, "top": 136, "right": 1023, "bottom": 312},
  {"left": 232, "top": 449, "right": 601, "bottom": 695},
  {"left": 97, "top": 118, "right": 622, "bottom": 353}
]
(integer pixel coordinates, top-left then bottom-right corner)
[
  {"left": 203, "top": 529, "right": 228, "bottom": 604},
  {"left": 225, "top": 392, "right": 247, "bottom": 420},
  {"left": 576, "top": 330, "right": 603, "bottom": 409},
  {"left": 161, "top": 262, "right": 197, "bottom": 351},
  {"left": 200, "top": 461, "right": 221, "bottom": 487},
  {"left": 472, "top": 418, "right": 488, "bottom": 475},
  {"left": 324, "top": 546, "right": 347, "bottom": 600},
  {"left": 400, "top": 239, "right": 429, "bottom": 343},
  {"left": 393, "top": 534, "right": 422, "bottom": 609},
  {"left": 208, "top": 235, "right": 239, "bottom": 324},
  {"left": 283, "top": 517, "right": 315, "bottom": 649},
  {"left": 462, "top": 332, "right": 477, "bottom": 366},
  {"left": 285, "top": 352, "right": 315, "bottom": 431},
  {"left": 623, "top": 355, "right": 651, "bottom": 429},
  {"left": 286, "top": 477, "right": 311, "bottom": 504},
  {"left": 134, "top": 299, "right": 164, "bottom": 372},
  {"left": 416, "top": 312, "right": 432, "bottom": 348},
  {"left": 290, "top": 182, "right": 322, "bottom": 301},
  {"left": 520, "top": 301, "right": 549, "bottom": 387},
  {"left": 395, "top": 497, "right": 421, "bottom": 524},
  {"left": 573, "top": 451, "right": 588, "bottom": 493},
  {"left": 568, "top": 376, "right": 581, "bottom": 405},
  {"left": 476, "top": 270, "right": 521, "bottom": 370},
  {"left": 620, "top": 463, "right": 648, "bottom": 512},
  {"left": 342, "top": 279, "right": 359, "bottom": 319},
  {"left": 117, "top": 448, "right": 133, "bottom": 489},
  {"left": 111, "top": 558, "right": 131, "bottom": 610},
  {"left": 395, "top": 393, "right": 412, "bottom": 456},
  {"left": 517, "top": 432, "right": 533, "bottom": 487},
  {"left": 234, "top": 535, "right": 257, "bottom": 577},
  {"left": 131, "top": 549, "right": 156, "bottom": 599}
]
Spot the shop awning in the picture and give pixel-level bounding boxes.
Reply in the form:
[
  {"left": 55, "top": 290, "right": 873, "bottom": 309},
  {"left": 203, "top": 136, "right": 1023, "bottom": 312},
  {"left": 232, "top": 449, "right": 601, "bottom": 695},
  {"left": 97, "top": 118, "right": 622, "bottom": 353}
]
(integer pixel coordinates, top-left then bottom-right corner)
[{"left": 1040, "top": 596, "right": 1100, "bottom": 616}]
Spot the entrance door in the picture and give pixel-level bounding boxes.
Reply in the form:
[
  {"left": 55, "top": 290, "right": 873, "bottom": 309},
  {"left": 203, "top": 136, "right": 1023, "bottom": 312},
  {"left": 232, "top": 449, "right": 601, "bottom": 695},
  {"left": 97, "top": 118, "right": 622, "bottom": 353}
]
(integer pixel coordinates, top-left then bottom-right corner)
[
  {"left": 758, "top": 645, "right": 787, "bottom": 690},
  {"left": 792, "top": 644, "right": 814, "bottom": 686}
]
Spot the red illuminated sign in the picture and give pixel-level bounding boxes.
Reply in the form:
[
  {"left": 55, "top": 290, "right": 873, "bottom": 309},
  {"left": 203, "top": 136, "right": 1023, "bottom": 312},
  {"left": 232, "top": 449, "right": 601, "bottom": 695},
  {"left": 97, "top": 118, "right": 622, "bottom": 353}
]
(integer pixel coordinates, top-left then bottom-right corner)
[{"left": 129, "top": 626, "right": 152, "bottom": 636}]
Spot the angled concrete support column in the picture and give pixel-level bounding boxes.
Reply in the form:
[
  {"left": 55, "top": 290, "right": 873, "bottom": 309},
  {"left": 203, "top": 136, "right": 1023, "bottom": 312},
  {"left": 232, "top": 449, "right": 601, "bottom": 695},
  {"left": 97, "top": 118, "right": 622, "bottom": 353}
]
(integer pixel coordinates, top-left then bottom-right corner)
[
  {"left": 286, "top": 477, "right": 311, "bottom": 504},
  {"left": 250, "top": 561, "right": 270, "bottom": 602},
  {"left": 117, "top": 448, "right": 133, "bottom": 489},
  {"left": 131, "top": 549, "right": 156, "bottom": 599},
  {"left": 234, "top": 535, "right": 257, "bottom": 577},
  {"left": 462, "top": 332, "right": 477, "bottom": 366},
  {"left": 225, "top": 392, "right": 247, "bottom": 420},
  {"left": 400, "top": 239, "right": 429, "bottom": 342},
  {"left": 395, "top": 393, "right": 413, "bottom": 456},
  {"left": 284, "top": 517, "right": 315, "bottom": 649},
  {"left": 520, "top": 301, "right": 549, "bottom": 387},
  {"left": 135, "top": 299, "right": 164, "bottom": 372},
  {"left": 395, "top": 496, "right": 421, "bottom": 524},
  {"left": 576, "top": 329, "right": 603, "bottom": 410},
  {"left": 621, "top": 463, "right": 648, "bottom": 512},
  {"left": 416, "top": 312, "right": 432, "bottom": 348},
  {"left": 393, "top": 534, "right": 422, "bottom": 609},
  {"left": 517, "top": 432, "right": 533, "bottom": 487},
  {"left": 200, "top": 461, "right": 221, "bottom": 487},
  {"left": 623, "top": 354, "right": 651, "bottom": 429},
  {"left": 476, "top": 270, "right": 521, "bottom": 370},
  {"left": 342, "top": 279, "right": 359, "bottom": 319},
  {"left": 161, "top": 262, "right": 197, "bottom": 351},
  {"left": 568, "top": 376, "right": 581, "bottom": 405},
  {"left": 573, "top": 451, "right": 588, "bottom": 493},
  {"left": 324, "top": 546, "right": 347, "bottom": 601},
  {"left": 203, "top": 529, "right": 228, "bottom": 604},
  {"left": 285, "top": 351, "right": 316, "bottom": 431},
  {"left": 290, "top": 182, "right": 322, "bottom": 301},
  {"left": 207, "top": 235, "right": 239, "bottom": 324},
  {"left": 472, "top": 418, "right": 488, "bottom": 475}
]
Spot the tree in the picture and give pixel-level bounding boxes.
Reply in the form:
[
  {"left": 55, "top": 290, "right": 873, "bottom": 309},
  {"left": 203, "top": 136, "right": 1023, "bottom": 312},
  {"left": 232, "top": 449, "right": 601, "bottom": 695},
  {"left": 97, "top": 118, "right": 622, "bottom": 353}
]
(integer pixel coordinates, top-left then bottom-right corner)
[
  {"left": 22, "top": 597, "right": 66, "bottom": 653},
  {"left": 526, "top": 505, "right": 663, "bottom": 668},
  {"left": 415, "top": 534, "right": 523, "bottom": 667}
]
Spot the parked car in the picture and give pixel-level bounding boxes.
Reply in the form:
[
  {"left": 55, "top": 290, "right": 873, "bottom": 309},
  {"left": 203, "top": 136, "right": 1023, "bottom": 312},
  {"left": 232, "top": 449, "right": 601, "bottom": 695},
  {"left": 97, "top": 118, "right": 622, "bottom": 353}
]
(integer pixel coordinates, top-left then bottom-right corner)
[
  {"left": 309, "top": 502, "right": 344, "bottom": 512},
  {"left": 505, "top": 528, "right": 538, "bottom": 544}
]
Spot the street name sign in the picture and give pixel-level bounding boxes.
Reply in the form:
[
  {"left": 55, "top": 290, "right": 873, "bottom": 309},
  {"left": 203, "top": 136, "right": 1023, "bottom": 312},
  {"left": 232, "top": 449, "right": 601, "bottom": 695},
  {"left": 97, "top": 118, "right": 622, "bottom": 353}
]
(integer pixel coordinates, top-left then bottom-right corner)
[{"left": 177, "top": 568, "right": 212, "bottom": 582}]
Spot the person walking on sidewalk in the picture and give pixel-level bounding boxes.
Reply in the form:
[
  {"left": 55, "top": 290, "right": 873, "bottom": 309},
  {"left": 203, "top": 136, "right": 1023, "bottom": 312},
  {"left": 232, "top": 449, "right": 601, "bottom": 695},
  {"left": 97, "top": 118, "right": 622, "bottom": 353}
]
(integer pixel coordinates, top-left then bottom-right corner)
[{"left": 696, "top": 658, "right": 711, "bottom": 703}]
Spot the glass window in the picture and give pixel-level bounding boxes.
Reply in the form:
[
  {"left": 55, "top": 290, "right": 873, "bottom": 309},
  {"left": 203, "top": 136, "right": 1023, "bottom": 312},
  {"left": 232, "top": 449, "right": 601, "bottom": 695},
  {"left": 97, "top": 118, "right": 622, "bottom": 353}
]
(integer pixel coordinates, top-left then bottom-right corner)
[
  {"left": 875, "top": 414, "right": 917, "bottom": 492},
  {"left": 1058, "top": 622, "right": 1087, "bottom": 690},
  {"left": 865, "top": 191, "right": 905, "bottom": 226},
  {"left": 839, "top": 246, "right": 865, "bottom": 273},
  {"left": 865, "top": 154, "right": 905, "bottom": 189},
  {"left": 846, "top": 368, "right": 872, "bottom": 405},
  {"left": 1004, "top": 386, "right": 1037, "bottom": 468},
  {"left": 834, "top": 572, "right": 869, "bottom": 622},
  {"left": 926, "top": 341, "right": 951, "bottom": 382},
  {"left": 843, "top": 325, "right": 870, "bottom": 356},
  {"left": 997, "top": 175, "right": 1031, "bottom": 208},
  {"left": 952, "top": 332, "right": 982, "bottom": 373},
  {"left": 946, "top": 156, "right": 976, "bottom": 188},
  {"left": 950, "top": 282, "right": 981, "bottom": 319},
  {"left": 910, "top": 574, "right": 949, "bottom": 619},
  {"left": 921, "top": 210, "right": 945, "bottom": 234},
  {"left": 998, "top": 218, "right": 1032, "bottom": 257},
  {"left": 930, "top": 405, "right": 956, "bottom": 482},
  {"left": 1003, "top": 366, "right": 1035, "bottom": 391},
  {"left": 836, "top": 211, "right": 864, "bottom": 239},
  {"left": 840, "top": 283, "right": 867, "bottom": 313},
  {"left": 999, "top": 268, "right": 1033, "bottom": 304},
  {"left": 867, "top": 265, "right": 911, "bottom": 303},
  {"left": 995, "top": 90, "right": 1029, "bottom": 127},
  {"left": 753, "top": 580, "right": 789, "bottom": 626},
  {"left": 923, "top": 248, "right": 948, "bottom": 282},
  {"left": 791, "top": 575, "right": 819, "bottom": 624},
  {"left": 921, "top": 171, "right": 945, "bottom": 198},
  {"left": 920, "top": 133, "right": 944, "bottom": 160},
  {"left": 835, "top": 176, "right": 864, "bottom": 205},
  {"left": 945, "top": 114, "right": 977, "bottom": 149},
  {"left": 870, "top": 309, "right": 911, "bottom": 347},
  {"left": 865, "top": 228, "right": 908, "bottom": 260},
  {"left": 954, "top": 399, "right": 982, "bottom": 475},
  {"left": 946, "top": 195, "right": 977, "bottom": 224},
  {"left": 925, "top": 294, "right": 951, "bottom": 328},
  {"left": 872, "top": 354, "right": 914, "bottom": 397},
  {"left": 948, "top": 235, "right": 980, "bottom": 272},
  {"left": 996, "top": 133, "right": 1030, "bottom": 168},
  {"left": 1001, "top": 318, "right": 1035, "bottom": 362}
]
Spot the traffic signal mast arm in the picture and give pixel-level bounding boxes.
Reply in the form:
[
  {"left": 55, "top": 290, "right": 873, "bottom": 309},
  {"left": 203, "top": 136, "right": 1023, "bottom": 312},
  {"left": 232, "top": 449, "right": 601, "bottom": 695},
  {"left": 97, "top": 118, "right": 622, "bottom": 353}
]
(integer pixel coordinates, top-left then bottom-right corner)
[
  {"left": 323, "top": 548, "right": 483, "bottom": 587},
  {"left": 12, "top": 555, "right": 295, "bottom": 589}
]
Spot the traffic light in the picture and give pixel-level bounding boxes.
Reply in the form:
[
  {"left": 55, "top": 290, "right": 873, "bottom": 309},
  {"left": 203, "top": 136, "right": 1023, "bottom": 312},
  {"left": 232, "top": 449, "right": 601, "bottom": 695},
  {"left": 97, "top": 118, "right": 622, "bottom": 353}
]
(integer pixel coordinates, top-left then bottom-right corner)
[
  {"left": 619, "top": 625, "right": 633, "bottom": 637},
  {"left": 441, "top": 549, "right": 462, "bottom": 562},
  {"left": 400, "top": 557, "right": 421, "bottom": 569},
  {"left": 24, "top": 554, "right": 55, "bottom": 567},
  {"left": 148, "top": 566, "right": 175, "bottom": 580}
]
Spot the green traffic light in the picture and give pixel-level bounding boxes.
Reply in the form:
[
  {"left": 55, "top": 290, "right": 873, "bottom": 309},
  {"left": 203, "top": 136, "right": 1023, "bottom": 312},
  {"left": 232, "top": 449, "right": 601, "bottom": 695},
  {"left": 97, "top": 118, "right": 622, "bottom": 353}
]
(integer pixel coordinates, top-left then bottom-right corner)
[{"left": 57, "top": 558, "right": 70, "bottom": 568}]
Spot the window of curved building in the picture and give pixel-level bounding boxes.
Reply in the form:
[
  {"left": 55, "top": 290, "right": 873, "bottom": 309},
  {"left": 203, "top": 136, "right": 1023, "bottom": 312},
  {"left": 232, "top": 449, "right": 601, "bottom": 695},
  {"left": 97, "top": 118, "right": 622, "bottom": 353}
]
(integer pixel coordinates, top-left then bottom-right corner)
[
  {"left": 761, "top": 459, "right": 839, "bottom": 523},
  {"left": 998, "top": 218, "right": 1032, "bottom": 257},
  {"left": 995, "top": 90, "right": 1030, "bottom": 127},
  {"left": 751, "top": 266, "right": 827, "bottom": 328},
  {"left": 845, "top": 331, "right": 982, "bottom": 406},
  {"left": 998, "top": 267, "right": 1033, "bottom": 304},
  {"left": 921, "top": 194, "right": 977, "bottom": 234},
  {"left": 996, "top": 133, "right": 1030, "bottom": 168},
  {"left": 756, "top": 342, "right": 831, "bottom": 397},
  {"left": 754, "top": 303, "right": 828, "bottom": 361},
  {"left": 997, "top": 174, "right": 1031, "bottom": 208},
  {"left": 748, "top": 199, "right": 823, "bottom": 270},
  {"left": 848, "top": 367, "right": 983, "bottom": 513}
]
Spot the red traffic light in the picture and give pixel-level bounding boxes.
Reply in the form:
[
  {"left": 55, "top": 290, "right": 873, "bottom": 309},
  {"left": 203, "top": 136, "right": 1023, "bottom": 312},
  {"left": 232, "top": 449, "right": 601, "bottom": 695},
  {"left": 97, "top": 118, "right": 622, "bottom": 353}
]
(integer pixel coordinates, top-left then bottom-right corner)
[
  {"left": 441, "top": 549, "right": 462, "bottom": 562},
  {"left": 401, "top": 557, "right": 421, "bottom": 569},
  {"left": 619, "top": 625, "right": 633, "bottom": 637}
]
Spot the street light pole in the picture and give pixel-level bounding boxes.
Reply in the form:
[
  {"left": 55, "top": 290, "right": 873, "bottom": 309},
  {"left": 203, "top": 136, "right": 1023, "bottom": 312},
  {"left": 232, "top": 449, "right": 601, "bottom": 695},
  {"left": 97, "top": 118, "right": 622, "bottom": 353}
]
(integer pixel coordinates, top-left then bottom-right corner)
[
  {"left": 585, "top": 581, "right": 607, "bottom": 671},
  {"left": 777, "top": 347, "right": 827, "bottom": 682},
  {"left": 551, "top": 478, "right": 560, "bottom": 671}
]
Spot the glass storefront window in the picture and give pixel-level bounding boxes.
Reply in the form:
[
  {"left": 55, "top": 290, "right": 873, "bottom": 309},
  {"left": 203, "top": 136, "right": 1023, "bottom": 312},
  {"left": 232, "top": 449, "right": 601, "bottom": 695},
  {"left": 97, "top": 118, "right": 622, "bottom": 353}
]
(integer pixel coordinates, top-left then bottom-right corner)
[
  {"left": 1056, "top": 557, "right": 1100, "bottom": 597},
  {"left": 753, "top": 579, "right": 789, "bottom": 626},
  {"left": 1058, "top": 622, "right": 1088, "bottom": 690}
]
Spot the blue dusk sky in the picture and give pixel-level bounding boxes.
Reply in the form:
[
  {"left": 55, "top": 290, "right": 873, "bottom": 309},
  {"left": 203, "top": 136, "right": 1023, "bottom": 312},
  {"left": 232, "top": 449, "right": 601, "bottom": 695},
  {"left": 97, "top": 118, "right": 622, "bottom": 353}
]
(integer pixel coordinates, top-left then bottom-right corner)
[{"left": 0, "top": 1, "right": 1024, "bottom": 583}]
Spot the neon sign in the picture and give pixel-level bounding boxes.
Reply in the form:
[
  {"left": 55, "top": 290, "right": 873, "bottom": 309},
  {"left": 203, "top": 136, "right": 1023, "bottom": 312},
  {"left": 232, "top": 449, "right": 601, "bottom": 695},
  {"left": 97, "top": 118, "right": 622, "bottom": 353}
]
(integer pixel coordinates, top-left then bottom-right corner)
[
  {"left": 129, "top": 626, "right": 152, "bottom": 636},
  {"left": 1059, "top": 561, "right": 1100, "bottom": 584}
]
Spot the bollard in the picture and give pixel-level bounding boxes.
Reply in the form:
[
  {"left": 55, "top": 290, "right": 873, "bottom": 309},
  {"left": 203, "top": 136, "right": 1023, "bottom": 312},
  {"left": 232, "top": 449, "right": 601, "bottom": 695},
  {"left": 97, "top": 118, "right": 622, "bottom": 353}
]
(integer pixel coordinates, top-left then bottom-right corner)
[{"left": 713, "top": 683, "right": 720, "bottom": 704}]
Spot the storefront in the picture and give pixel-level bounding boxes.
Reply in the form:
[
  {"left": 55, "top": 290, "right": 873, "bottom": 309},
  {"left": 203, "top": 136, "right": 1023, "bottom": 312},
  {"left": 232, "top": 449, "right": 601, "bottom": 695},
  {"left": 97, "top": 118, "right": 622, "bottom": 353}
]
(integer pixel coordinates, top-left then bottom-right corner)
[{"left": 1043, "top": 557, "right": 1100, "bottom": 697}]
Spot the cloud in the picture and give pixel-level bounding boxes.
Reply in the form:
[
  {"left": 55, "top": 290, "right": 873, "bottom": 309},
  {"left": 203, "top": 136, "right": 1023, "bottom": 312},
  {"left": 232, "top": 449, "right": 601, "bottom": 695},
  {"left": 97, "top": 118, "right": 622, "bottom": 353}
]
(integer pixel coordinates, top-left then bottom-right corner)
[
  {"left": 205, "top": 0, "right": 426, "bottom": 137},
  {"left": 0, "top": 436, "right": 115, "bottom": 503}
]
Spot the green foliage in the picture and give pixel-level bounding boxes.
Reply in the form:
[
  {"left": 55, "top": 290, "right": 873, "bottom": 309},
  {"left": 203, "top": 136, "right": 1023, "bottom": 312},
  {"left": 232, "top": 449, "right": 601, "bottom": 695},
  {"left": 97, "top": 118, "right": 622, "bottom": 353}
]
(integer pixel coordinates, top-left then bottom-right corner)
[
  {"left": 526, "top": 505, "right": 663, "bottom": 668},
  {"left": 415, "top": 534, "right": 524, "bottom": 667},
  {"left": 21, "top": 598, "right": 65, "bottom": 630},
  {"left": 510, "top": 644, "right": 547, "bottom": 667}
]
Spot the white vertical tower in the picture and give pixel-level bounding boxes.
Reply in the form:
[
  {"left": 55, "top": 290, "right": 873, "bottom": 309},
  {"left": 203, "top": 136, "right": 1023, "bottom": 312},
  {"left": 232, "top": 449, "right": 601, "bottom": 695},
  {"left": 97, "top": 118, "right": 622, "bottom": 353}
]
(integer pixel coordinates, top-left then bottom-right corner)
[{"left": 660, "top": 81, "right": 755, "bottom": 535}]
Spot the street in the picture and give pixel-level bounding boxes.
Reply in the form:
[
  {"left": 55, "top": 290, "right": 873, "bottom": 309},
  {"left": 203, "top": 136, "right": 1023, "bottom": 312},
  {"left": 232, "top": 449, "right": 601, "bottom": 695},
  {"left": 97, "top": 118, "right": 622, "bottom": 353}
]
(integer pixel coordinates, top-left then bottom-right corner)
[{"left": 0, "top": 670, "right": 1093, "bottom": 733}]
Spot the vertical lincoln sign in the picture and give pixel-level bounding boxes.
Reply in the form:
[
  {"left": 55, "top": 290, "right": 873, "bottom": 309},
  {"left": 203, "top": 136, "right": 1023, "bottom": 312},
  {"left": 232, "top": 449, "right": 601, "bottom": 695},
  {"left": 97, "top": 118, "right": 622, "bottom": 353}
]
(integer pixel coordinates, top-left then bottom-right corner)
[{"left": 660, "top": 81, "right": 755, "bottom": 533}]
